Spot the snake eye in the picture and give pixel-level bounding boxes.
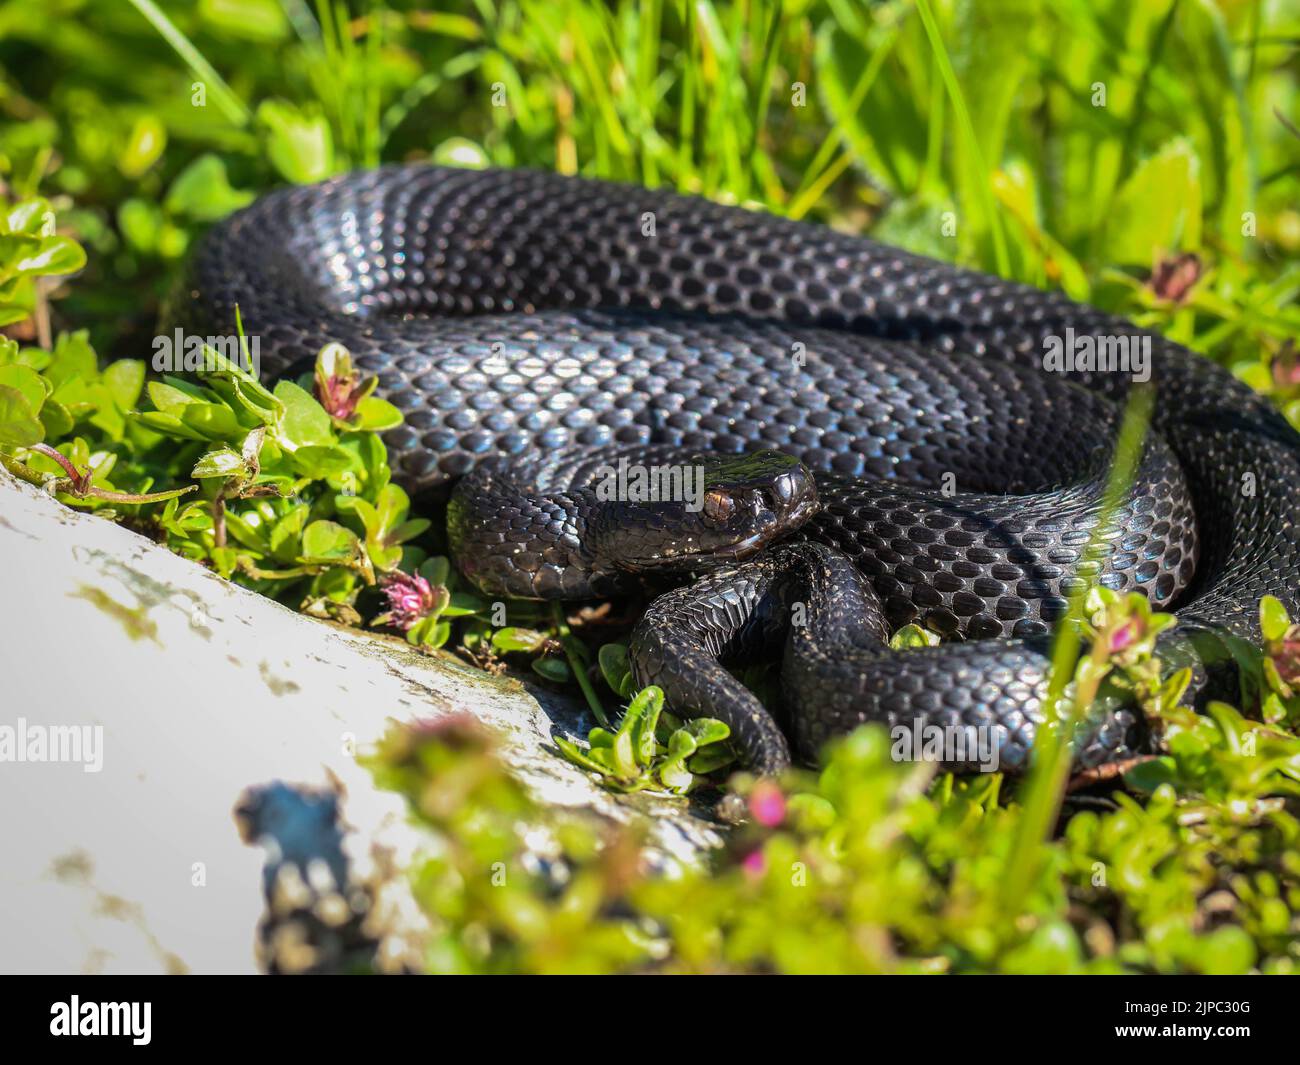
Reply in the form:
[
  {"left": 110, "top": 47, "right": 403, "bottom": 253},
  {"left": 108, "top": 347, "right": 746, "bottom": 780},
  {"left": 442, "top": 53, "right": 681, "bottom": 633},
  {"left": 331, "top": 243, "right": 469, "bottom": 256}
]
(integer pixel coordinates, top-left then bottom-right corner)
[{"left": 702, "top": 489, "right": 736, "bottom": 525}]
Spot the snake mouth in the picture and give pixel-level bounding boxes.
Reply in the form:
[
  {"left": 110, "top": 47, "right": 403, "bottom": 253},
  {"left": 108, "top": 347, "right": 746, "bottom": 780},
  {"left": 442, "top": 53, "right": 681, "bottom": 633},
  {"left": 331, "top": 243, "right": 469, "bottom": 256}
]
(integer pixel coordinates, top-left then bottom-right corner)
[
  {"left": 595, "top": 450, "right": 821, "bottom": 576},
  {"left": 618, "top": 490, "right": 822, "bottom": 573},
  {"left": 711, "top": 495, "right": 821, "bottom": 561}
]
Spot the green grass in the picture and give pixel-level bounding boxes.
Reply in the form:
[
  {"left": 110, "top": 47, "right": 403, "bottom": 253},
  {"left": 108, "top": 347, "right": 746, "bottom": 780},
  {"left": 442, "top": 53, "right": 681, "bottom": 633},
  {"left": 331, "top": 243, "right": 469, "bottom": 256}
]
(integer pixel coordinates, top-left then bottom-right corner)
[
  {"left": 2, "top": 1, "right": 1296, "bottom": 377},
  {"left": 1, "top": 0, "right": 1299, "bottom": 973}
]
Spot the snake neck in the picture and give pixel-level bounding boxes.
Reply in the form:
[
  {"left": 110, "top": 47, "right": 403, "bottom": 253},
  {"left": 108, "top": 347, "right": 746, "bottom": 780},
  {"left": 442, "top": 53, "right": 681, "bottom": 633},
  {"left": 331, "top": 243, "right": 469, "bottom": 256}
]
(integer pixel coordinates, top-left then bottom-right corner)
[{"left": 446, "top": 473, "right": 624, "bottom": 601}]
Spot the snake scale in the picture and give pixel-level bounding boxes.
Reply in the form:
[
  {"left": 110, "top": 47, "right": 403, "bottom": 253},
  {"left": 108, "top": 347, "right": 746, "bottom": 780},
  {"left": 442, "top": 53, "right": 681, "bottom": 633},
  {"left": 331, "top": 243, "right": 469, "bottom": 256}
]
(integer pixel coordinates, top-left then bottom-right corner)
[{"left": 174, "top": 165, "right": 1300, "bottom": 774}]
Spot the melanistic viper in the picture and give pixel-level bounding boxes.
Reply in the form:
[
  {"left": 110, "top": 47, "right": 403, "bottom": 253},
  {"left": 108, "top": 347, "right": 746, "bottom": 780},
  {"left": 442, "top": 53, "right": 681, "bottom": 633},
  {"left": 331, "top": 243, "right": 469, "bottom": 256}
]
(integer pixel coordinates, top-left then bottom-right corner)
[{"left": 173, "top": 166, "right": 1300, "bottom": 774}]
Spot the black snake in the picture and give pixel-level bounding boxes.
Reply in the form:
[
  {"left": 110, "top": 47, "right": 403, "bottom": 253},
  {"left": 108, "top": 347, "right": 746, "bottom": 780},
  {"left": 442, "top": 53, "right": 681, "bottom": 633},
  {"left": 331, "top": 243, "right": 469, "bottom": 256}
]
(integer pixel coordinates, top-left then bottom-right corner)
[{"left": 174, "top": 165, "right": 1300, "bottom": 774}]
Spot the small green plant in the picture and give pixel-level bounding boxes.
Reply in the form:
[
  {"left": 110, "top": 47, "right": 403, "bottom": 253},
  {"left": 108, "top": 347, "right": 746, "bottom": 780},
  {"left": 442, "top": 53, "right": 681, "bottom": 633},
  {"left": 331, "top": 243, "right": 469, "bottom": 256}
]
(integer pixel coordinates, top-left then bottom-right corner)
[
  {"left": 363, "top": 666, "right": 1300, "bottom": 974},
  {"left": 0, "top": 196, "right": 431, "bottom": 623},
  {"left": 371, "top": 555, "right": 485, "bottom": 649},
  {"left": 554, "top": 684, "right": 735, "bottom": 795},
  {"left": 1259, "top": 595, "right": 1300, "bottom": 728}
]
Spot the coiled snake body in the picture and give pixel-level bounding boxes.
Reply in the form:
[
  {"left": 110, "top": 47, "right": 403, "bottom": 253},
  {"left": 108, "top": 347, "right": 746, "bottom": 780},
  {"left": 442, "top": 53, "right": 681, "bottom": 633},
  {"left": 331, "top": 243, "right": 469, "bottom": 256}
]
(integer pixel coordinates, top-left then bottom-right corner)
[{"left": 176, "top": 166, "right": 1300, "bottom": 774}]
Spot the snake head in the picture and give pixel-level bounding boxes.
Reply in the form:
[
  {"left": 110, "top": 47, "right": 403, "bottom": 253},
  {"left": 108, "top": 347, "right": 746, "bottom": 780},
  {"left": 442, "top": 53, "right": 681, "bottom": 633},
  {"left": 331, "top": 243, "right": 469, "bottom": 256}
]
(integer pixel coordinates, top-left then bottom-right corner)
[{"left": 593, "top": 450, "right": 819, "bottom": 575}]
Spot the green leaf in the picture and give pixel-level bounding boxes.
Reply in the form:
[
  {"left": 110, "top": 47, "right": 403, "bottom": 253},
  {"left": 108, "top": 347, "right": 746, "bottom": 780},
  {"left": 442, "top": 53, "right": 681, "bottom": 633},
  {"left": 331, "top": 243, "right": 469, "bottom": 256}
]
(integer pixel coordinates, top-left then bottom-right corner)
[
  {"left": 407, "top": 616, "right": 451, "bottom": 649},
  {"left": 431, "top": 137, "right": 490, "bottom": 169},
  {"left": 301, "top": 519, "right": 359, "bottom": 560},
  {"left": 101, "top": 359, "right": 145, "bottom": 410},
  {"left": 1122, "top": 755, "right": 1176, "bottom": 793},
  {"left": 443, "top": 591, "right": 483, "bottom": 618},
  {"left": 164, "top": 154, "right": 255, "bottom": 222},
  {"left": 685, "top": 745, "right": 735, "bottom": 775},
  {"left": 611, "top": 717, "right": 640, "bottom": 778},
  {"left": 257, "top": 100, "right": 333, "bottom": 184},
  {"left": 587, "top": 727, "right": 617, "bottom": 750},
  {"left": 5, "top": 198, "right": 50, "bottom": 235},
  {"left": 1194, "top": 925, "right": 1256, "bottom": 976},
  {"left": 0, "top": 337, "right": 31, "bottom": 366},
  {"left": 117, "top": 199, "right": 163, "bottom": 254},
  {"left": 269, "top": 506, "right": 308, "bottom": 555},
  {"left": 203, "top": 352, "right": 282, "bottom": 424},
  {"left": 532, "top": 657, "right": 571, "bottom": 683},
  {"left": 191, "top": 446, "right": 245, "bottom": 479},
  {"left": 658, "top": 759, "right": 694, "bottom": 794},
  {"left": 1159, "top": 667, "right": 1194, "bottom": 711},
  {"left": 180, "top": 401, "right": 241, "bottom": 440},
  {"left": 598, "top": 643, "right": 633, "bottom": 695},
  {"left": 418, "top": 556, "right": 451, "bottom": 588},
  {"left": 350, "top": 395, "right": 404, "bottom": 432},
  {"left": 372, "top": 483, "right": 412, "bottom": 535},
  {"left": 0, "top": 364, "right": 47, "bottom": 415},
  {"left": 16, "top": 235, "right": 85, "bottom": 277},
  {"left": 335, "top": 493, "right": 376, "bottom": 528},
  {"left": 629, "top": 686, "right": 665, "bottom": 765},
  {"left": 38, "top": 399, "right": 73, "bottom": 439},
  {"left": 118, "top": 114, "right": 166, "bottom": 179},
  {"left": 274, "top": 379, "right": 333, "bottom": 447},
  {"left": 1107, "top": 139, "right": 1203, "bottom": 267},
  {"left": 554, "top": 735, "right": 616, "bottom": 776},
  {"left": 680, "top": 718, "right": 730, "bottom": 747},
  {"left": 658, "top": 729, "right": 699, "bottom": 793},
  {"left": 43, "top": 331, "right": 96, "bottom": 391},
  {"left": 198, "top": 0, "right": 289, "bottom": 41},
  {"left": 223, "top": 509, "right": 268, "bottom": 552},
  {"left": 491, "top": 627, "right": 548, "bottom": 653},
  {"left": 387, "top": 518, "right": 431, "bottom": 545},
  {"left": 784, "top": 793, "right": 837, "bottom": 831},
  {"left": 0, "top": 383, "right": 44, "bottom": 447},
  {"left": 288, "top": 444, "right": 356, "bottom": 478},
  {"left": 134, "top": 411, "right": 209, "bottom": 441},
  {"left": 1260, "top": 596, "right": 1291, "bottom": 643},
  {"left": 951, "top": 0, "right": 1040, "bottom": 191},
  {"left": 148, "top": 380, "right": 204, "bottom": 417},
  {"left": 891, "top": 623, "right": 941, "bottom": 650}
]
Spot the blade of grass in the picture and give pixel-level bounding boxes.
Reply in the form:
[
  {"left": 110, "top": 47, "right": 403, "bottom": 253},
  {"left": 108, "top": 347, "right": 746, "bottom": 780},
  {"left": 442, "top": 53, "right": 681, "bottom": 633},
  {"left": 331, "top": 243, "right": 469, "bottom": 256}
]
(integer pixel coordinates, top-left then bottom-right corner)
[
  {"left": 125, "top": 0, "right": 251, "bottom": 126},
  {"left": 787, "top": 150, "right": 853, "bottom": 220},
  {"left": 379, "top": 51, "right": 485, "bottom": 150},
  {"left": 1095, "top": 0, "right": 1180, "bottom": 262},
  {"left": 790, "top": 23, "right": 899, "bottom": 212},
  {"left": 1000, "top": 383, "right": 1156, "bottom": 912},
  {"left": 362, "top": 0, "right": 383, "bottom": 168},
  {"left": 636, "top": 0, "right": 664, "bottom": 187},
  {"left": 568, "top": 10, "right": 634, "bottom": 166},
  {"left": 913, "top": 0, "right": 1010, "bottom": 275},
  {"left": 678, "top": 0, "right": 700, "bottom": 182},
  {"left": 551, "top": 602, "right": 609, "bottom": 728},
  {"left": 743, "top": 0, "right": 784, "bottom": 191}
]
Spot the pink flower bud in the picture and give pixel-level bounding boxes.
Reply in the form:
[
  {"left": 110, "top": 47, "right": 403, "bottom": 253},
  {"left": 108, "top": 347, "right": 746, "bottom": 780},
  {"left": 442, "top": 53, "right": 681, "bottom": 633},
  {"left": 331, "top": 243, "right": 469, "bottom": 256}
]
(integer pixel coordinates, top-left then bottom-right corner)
[
  {"left": 316, "top": 371, "right": 364, "bottom": 420},
  {"left": 377, "top": 570, "right": 440, "bottom": 631},
  {"left": 1272, "top": 630, "right": 1300, "bottom": 688},
  {"left": 1107, "top": 619, "right": 1141, "bottom": 656},
  {"left": 313, "top": 344, "right": 374, "bottom": 422},
  {"left": 1272, "top": 342, "right": 1300, "bottom": 392},
  {"left": 748, "top": 781, "right": 786, "bottom": 827},
  {"left": 1148, "top": 252, "right": 1201, "bottom": 304}
]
